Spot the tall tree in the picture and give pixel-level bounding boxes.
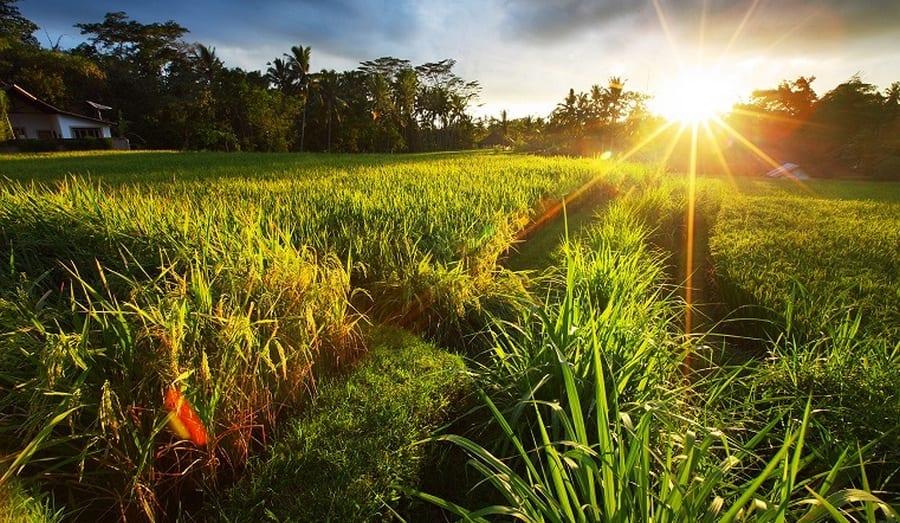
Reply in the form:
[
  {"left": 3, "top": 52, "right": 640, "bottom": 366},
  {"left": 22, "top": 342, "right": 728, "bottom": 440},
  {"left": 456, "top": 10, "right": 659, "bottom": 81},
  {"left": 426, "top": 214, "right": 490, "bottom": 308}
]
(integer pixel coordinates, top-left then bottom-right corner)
[
  {"left": 745, "top": 76, "right": 818, "bottom": 118},
  {"left": 76, "top": 12, "right": 188, "bottom": 77},
  {"left": 316, "top": 69, "right": 346, "bottom": 151},
  {"left": 265, "top": 58, "right": 295, "bottom": 93},
  {"left": 1, "top": 0, "right": 106, "bottom": 112},
  {"left": 0, "top": 0, "right": 37, "bottom": 47},
  {"left": 74, "top": 12, "right": 190, "bottom": 147},
  {"left": 604, "top": 76, "right": 625, "bottom": 123},
  {"left": 552, "top": 88, "right": 580, "bottom": 129},
  {"left": 393, "top": 67, "right": 418, "bottom": 150},
  {"left": 286, "top": 44, "right": 313, "bottom": 151},
  {"left": 414, "top": 59, "right": 480, "bottom": 150},
  {"left": 810, "top": 75, "right": 883, "bottom": 173},
  {"left": 368, "top": 72, "right": 397, "bottom": 151},
  {"left": 191, "top": 43, "right": 222, "bottom": 88},
  {"left": 359, "top": 56, "right": 411, "bottom": 79}
]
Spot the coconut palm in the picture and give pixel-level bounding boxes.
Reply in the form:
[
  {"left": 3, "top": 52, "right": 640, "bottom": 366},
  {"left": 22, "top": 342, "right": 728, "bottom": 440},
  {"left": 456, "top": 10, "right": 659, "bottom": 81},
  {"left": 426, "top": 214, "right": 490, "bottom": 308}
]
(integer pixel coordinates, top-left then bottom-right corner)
[
  {"left": 265, "top": 58, "right": 295, "bottom": 93},
  {"left": 190, "top": 43, "right": 222, "bottom": 88},
  {"left": 393, "top": 67, "right": 418, "bottom": 150},
  {"left": 286, "top": 44, "right": 313, "bottom": 151},
  {"left": 316, "top": 69, "right": 347, "bottom": 151}
]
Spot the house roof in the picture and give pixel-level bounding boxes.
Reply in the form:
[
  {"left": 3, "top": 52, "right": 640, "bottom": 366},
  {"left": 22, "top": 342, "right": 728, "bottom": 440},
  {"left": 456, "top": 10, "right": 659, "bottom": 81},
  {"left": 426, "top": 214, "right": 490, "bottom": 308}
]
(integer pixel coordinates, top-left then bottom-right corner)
[{"left": 2, "top": 83, "right": 114, "bottom": 126}]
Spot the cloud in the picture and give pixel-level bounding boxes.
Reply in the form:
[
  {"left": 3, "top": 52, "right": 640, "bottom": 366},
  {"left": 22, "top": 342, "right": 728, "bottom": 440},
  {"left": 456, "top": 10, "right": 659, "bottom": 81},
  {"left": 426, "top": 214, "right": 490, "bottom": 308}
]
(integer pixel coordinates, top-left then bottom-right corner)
[
  {"left": 499, "top": 0, "right": 900, "bottom": 54},
  {"left": 19, "top": 0, "right": 425, "bottom": 66},
  {"left": 15, "top": 0, "right": 900, "bottom": 119},
  {"left": 501, "top": 0, "right": 652, "bottom": 42}
]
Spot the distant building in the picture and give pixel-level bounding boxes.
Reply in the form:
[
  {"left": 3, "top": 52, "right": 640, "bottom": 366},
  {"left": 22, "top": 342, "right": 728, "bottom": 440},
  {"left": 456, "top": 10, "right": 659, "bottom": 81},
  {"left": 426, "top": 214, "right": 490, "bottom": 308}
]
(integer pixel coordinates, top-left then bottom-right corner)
[{"left": 2, "top": 83, "right": 113, "bottom": 140}]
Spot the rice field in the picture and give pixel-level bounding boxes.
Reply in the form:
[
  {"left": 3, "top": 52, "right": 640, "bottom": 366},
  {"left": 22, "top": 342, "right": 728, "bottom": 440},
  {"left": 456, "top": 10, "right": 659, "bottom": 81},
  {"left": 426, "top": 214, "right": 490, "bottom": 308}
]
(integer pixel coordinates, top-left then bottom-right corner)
[{"left": 1, "top": 150, "right": 898, "bottom": 520}]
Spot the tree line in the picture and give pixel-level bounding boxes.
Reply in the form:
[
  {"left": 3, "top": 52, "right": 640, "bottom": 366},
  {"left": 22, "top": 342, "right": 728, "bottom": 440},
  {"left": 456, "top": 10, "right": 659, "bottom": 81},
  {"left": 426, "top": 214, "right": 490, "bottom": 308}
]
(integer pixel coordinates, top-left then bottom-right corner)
[
  {"left": 478, "top": 77, "right": 657, "bottom": 157},
  {"left": 480, "top": 73, "right": 900, "bottom": 180},
  {"left": 0, "top": 2, "right": 481, "bottom": 152},
  {"left": 726, "top": 75, "right": 900, "bottom": 179},
  {"left": 2, "top": 0, "right": 898, "bottom": 178}
]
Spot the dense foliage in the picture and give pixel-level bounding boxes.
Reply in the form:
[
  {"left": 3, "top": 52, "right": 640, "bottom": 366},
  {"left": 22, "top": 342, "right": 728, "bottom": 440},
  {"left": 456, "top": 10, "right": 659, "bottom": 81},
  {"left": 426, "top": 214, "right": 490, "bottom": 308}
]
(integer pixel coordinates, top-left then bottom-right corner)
[
  {"left": 0, "top": 2, "right": 483, "bottom": 152},
  {"left": 730, "top": 76, "right": 900, "bottom": 179},
  {"left": 415, "top": 176, "right": 900, "bottom": 521},
  {"left": 5, "top": 0, "right": 898, "bottom": 176}
]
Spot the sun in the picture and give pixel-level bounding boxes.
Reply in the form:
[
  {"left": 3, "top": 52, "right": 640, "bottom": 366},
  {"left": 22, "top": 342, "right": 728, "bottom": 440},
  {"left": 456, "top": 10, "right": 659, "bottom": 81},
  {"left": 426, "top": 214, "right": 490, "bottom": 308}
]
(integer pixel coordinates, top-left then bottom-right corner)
[{"left": 650, "top": 67, "right": 741, "bottom": 124}]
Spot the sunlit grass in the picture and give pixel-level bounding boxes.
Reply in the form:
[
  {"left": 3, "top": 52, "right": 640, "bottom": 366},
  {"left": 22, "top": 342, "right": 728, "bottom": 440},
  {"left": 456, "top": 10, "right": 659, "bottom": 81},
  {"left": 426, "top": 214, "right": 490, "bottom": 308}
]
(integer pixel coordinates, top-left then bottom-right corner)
[
  {"left": 1, "top": 150, "right": 898, "bottom": 520},
  {"left": 0, "top": 151, "right": 620, "bottom": 518},
  {"left": 413, "top": 180, "right": 900, "bottom": 521}
]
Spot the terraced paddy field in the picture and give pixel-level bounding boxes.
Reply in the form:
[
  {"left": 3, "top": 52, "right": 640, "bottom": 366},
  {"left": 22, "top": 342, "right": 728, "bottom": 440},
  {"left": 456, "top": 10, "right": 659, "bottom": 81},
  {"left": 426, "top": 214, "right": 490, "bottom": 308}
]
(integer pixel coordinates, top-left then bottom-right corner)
[{"left": 1, "top": 150, "right": 898, "bottom": 521}]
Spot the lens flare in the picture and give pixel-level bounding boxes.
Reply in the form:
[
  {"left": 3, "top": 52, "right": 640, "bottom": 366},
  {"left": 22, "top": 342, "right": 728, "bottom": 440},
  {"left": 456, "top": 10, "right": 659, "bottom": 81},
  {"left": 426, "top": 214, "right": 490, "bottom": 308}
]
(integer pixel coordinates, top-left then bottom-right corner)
[{"left": 164, "top": 387, "right": 208, "bottom": 446}]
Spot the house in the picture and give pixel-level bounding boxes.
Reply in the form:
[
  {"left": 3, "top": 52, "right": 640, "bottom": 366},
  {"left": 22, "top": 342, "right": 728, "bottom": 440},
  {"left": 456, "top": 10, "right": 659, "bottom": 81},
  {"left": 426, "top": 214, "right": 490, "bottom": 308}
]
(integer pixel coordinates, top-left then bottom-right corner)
[
  {"left": 2, "top": 83, "right": 114, "bottom": 141},
  {"left": 478, "top": 128, "right": 513, "bottom": 149}
]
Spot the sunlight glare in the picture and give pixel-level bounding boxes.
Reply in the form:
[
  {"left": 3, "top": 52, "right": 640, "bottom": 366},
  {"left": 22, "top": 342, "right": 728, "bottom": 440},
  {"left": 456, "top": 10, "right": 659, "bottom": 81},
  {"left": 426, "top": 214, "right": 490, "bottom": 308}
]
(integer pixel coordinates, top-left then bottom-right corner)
[{"left": 651, "top": 67, "right": 741, "bottom": 124}]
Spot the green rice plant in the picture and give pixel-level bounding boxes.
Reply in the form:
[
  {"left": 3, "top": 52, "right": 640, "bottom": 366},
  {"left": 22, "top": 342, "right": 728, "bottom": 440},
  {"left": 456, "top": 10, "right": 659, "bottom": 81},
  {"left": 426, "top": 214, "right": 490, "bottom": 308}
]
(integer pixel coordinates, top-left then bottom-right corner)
[
  {"left": 0, "top": 227, "right": 359, "bottom": 519},
  {"left": 0, "top": 479, "right": 65, "bottom": 523},
  {"left": 0, "top": 152, "right": 642, "bottom": 518},
  {"left": 1, "top": 152, "right": 617, "bottom": 332},
  {"left": 707, "top": 189, "right": 900, "bottom": 467},
  {"left": 410, "top": 180, "right": 898, "bottom": 520},
  {"left": 412, "top": 265, "right": 898, "bottom": 522},
  {"left": 3, "top": 253, "right": 353, "bottom": 519},
  {"left": 709, "top": 193, "right": 900, "bottom": 343},
  {"left": 478, "top": 196, "right": 680, "bottom": 443}
]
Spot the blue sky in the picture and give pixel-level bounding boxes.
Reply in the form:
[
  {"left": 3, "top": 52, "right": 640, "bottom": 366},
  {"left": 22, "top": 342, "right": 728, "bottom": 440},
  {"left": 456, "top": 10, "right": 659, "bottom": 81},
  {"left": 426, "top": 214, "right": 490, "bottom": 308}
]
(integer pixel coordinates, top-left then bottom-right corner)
[{"left": 18, "top": 0, "right": 900, "bottom": 118}]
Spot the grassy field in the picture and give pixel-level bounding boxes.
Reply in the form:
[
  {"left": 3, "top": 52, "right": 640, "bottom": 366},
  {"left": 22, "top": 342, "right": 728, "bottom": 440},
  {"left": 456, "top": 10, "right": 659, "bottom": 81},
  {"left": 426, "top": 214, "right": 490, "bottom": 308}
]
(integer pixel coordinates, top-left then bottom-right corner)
[
  {"left": 0, "top": 150, "right": 614, "bottom": 519},
  {"left": 1, "top": 150, "right": 898, "bottom": 521},
  {"left": 706, "top": 178, "right": 900, "bottom": 457}
]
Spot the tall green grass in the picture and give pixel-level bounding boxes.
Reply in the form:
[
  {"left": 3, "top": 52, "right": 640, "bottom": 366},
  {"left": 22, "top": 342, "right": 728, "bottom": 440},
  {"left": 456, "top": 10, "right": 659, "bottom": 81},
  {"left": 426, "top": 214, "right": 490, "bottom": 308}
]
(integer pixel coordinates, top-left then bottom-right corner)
[
  {"left": 0, "top": 152, "right": 623, "bottom": 519},
  {"left": 3, "top": 151, "right": 898, "bottom": 519},
  {"left": 710, "top": 194, "right": 900, "bottom": 342},
  {"left": 0, "top": 236, "right": 357, "bottom": 519},
  {"left": 1, "top": 152, "right": 615, "bottom": 336},
  {"left": 0, "top": 480, "right": 64, "bottom": 523},
  {"left": 414, "top": 188, "right": 899, "bottom": 521},
  {"left": 708, "top": 190, "right": 900, "bottom": 454}
]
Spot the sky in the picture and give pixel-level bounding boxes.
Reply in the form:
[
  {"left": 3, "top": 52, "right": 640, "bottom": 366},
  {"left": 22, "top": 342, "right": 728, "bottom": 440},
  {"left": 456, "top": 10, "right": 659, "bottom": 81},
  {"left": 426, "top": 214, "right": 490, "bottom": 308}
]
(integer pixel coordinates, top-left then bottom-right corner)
[{"left": 17, "top": 0, "right": 900, "bottom": 119}]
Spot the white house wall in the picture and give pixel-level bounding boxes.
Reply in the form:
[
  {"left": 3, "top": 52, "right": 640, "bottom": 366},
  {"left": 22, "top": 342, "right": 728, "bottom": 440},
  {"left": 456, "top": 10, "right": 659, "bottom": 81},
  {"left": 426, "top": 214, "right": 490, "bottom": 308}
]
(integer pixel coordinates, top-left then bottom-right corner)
[
  {"left": 56, "top": 114, "right": 112, "bottom": 138},
  {"left": 8, "top": 112, "right": 62, "bottom": 139},
  {"left": 8, "top": 112, "right": 111, "bottom": 139}
]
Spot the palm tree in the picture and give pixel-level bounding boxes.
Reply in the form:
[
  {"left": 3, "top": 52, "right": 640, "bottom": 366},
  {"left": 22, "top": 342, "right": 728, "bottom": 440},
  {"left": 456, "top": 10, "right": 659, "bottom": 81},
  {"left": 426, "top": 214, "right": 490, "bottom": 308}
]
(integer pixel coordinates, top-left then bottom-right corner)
[
  {"left": 369, "top": 72, "right": 395, "bottom": 151},
  {"left": 265, "top": 58, "right": 295, "bottom": 93},
  {"left": 393, "top": 67, "right": 418, "bottom": 150},
  {"left": 317, "top": 69, "right": 346, "bottom": 151},
  {"left": 605, "top": 76, "right": 625, "bottom": 123},
  {"left": 191, "top": 43, "right": 222, "bottom": 88},
  {"left": 553, "top": 88, "right": 579, "bottom": 130},
  {"left": 286, "top": 44, "right": 313, "bottom": 151}
]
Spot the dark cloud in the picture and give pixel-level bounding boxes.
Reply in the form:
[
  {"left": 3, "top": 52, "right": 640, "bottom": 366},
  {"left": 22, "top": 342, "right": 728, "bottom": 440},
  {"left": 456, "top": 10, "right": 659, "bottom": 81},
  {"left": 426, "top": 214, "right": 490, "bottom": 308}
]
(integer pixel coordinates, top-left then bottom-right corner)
[
  {"left": 501, "top": 0, "right": 653, "bottom": 42},
  {"left": 18, "top": 0, "right": 422, "bottom": 64},
  {"left": 21, "top": 0, "right": 899, "bottom": 63},
  {"left": 656, "top": 0, "right": 900, "bottom": 53},
  {"left": 500, "top": 0, "right": 900, "bottom": 52},
  {"left": 14, "top": 0, "right": 900, "bottom": 113},
  {"left": 242, "top": 0, "right": 421, "bottom": 57}
]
